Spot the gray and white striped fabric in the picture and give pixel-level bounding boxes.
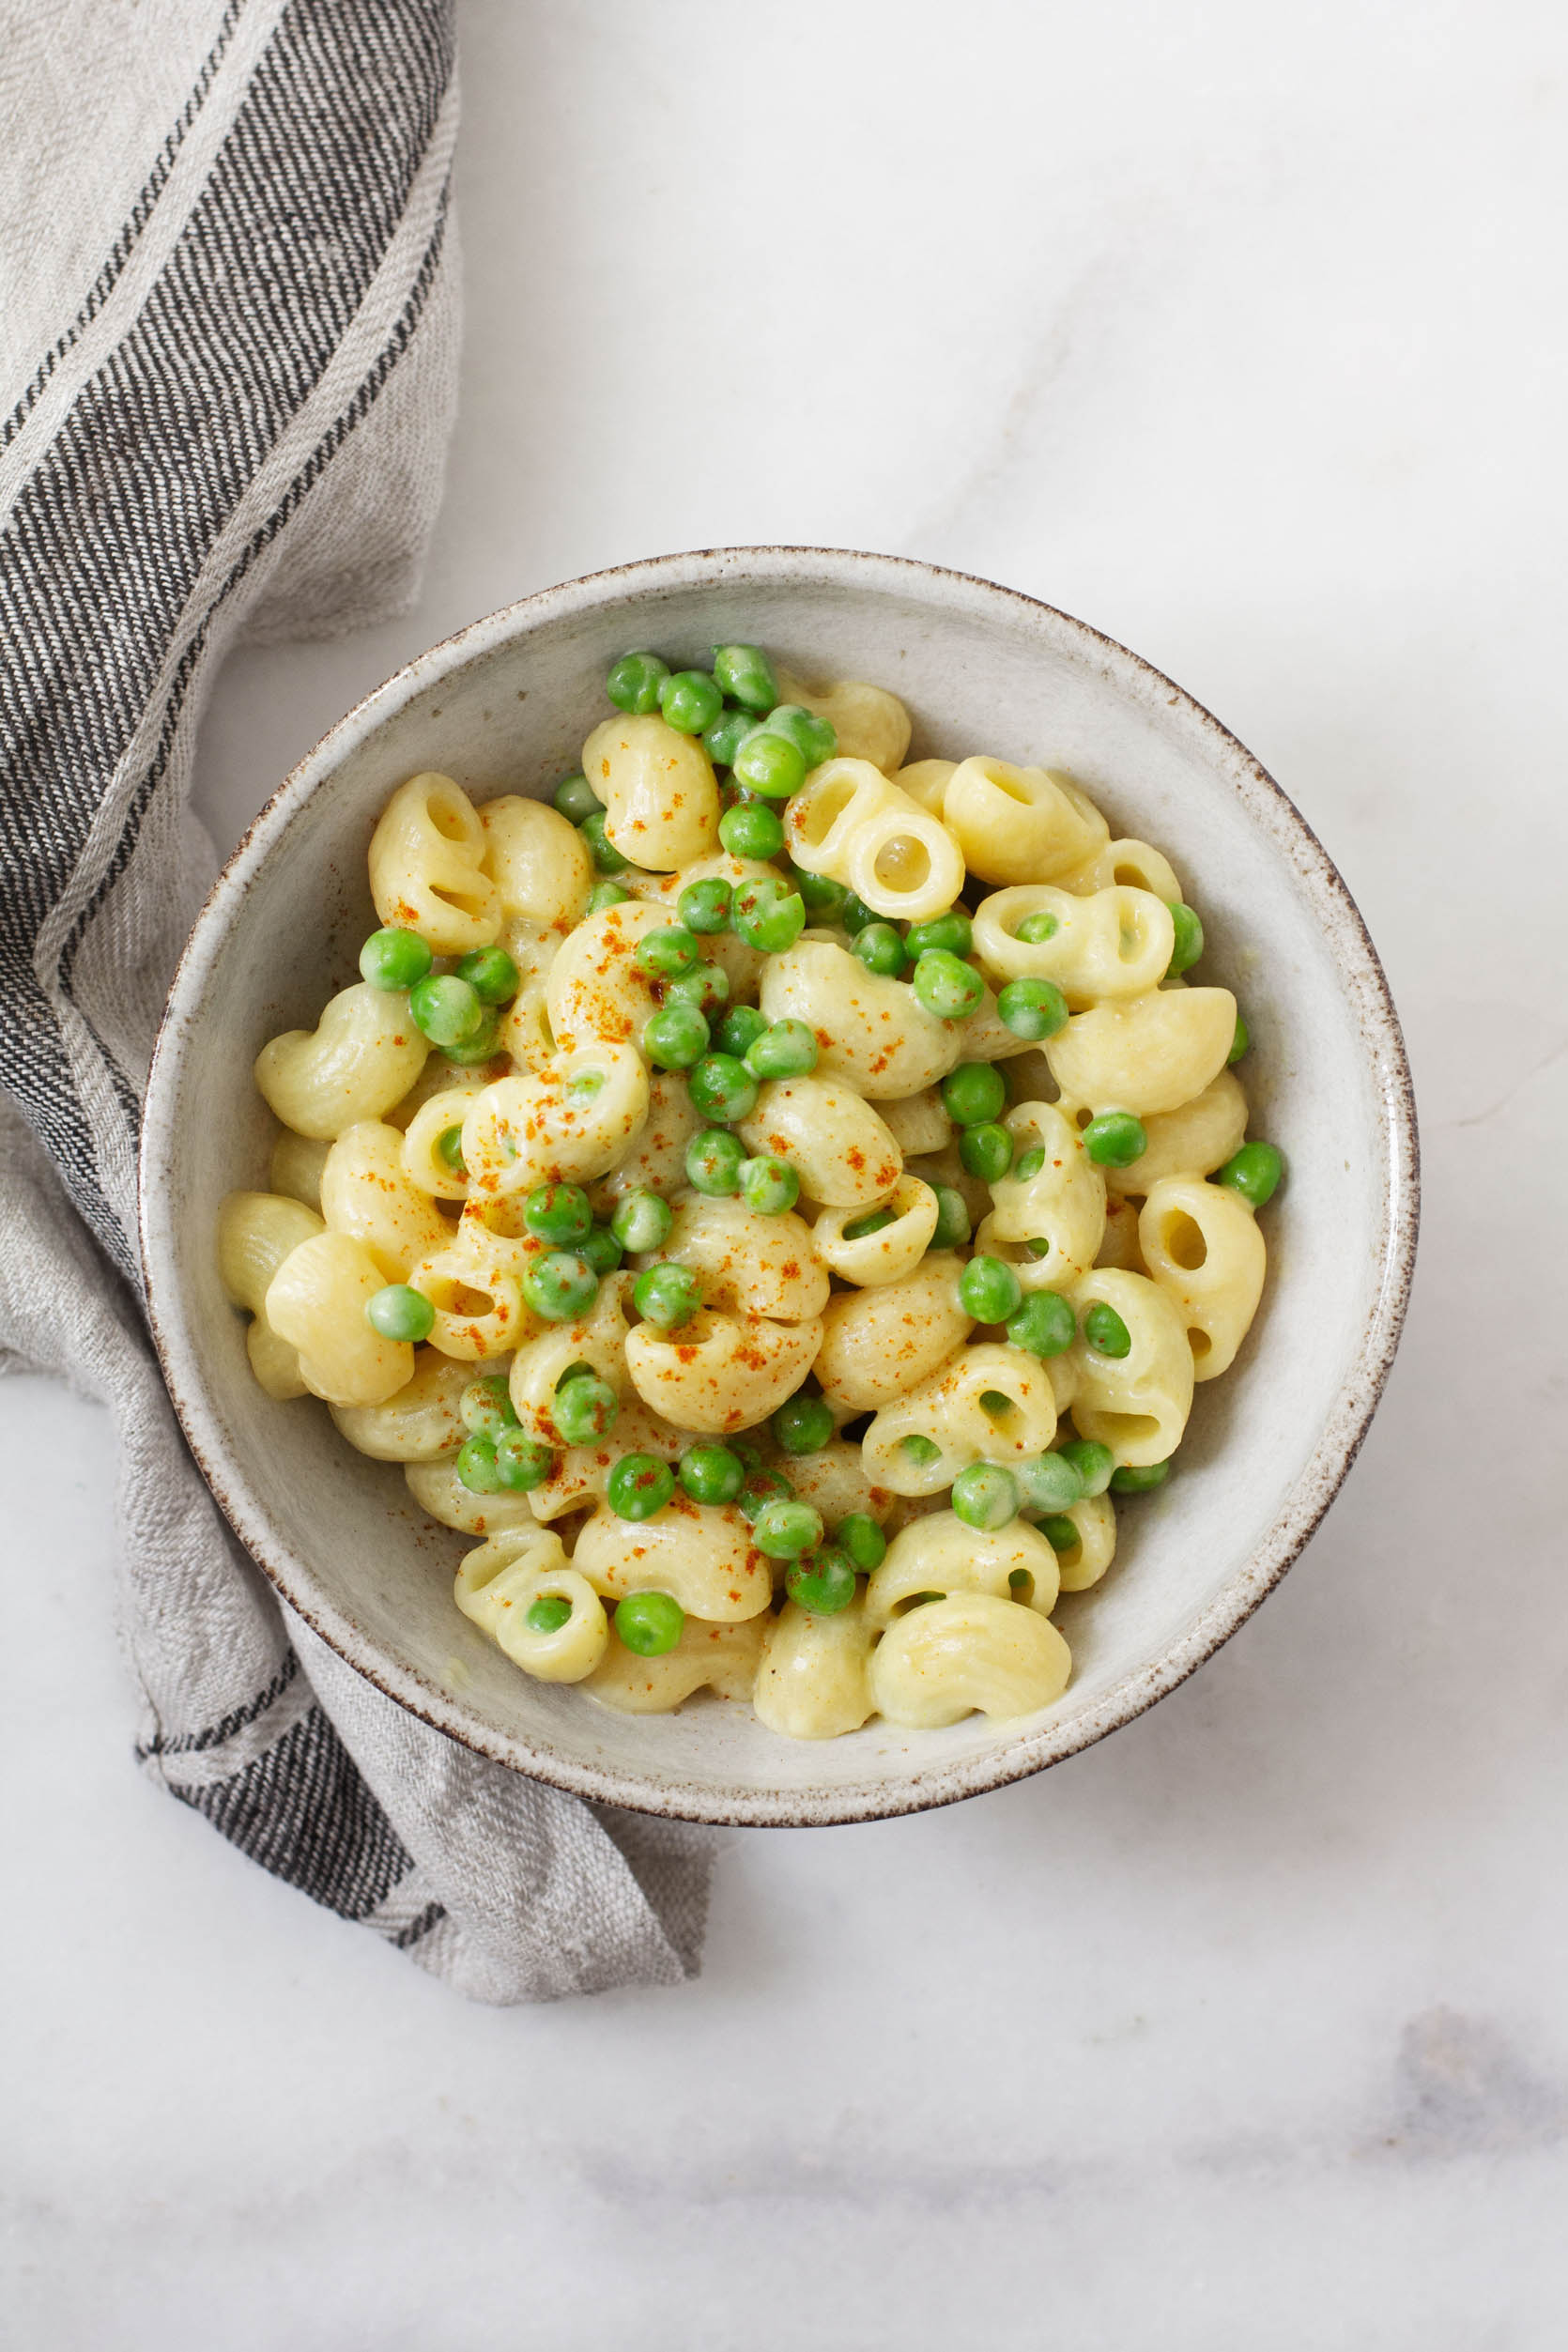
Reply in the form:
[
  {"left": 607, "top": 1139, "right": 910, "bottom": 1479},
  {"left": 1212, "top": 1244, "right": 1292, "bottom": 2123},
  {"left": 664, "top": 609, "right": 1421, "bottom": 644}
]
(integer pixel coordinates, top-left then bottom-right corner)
[{"left": 0, "top": 0, "right": 716, "bottom": 2000}]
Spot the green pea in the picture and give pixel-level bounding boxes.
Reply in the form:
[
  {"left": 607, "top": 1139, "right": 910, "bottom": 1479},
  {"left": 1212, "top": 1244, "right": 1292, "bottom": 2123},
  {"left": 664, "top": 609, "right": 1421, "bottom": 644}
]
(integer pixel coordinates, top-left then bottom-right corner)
[
  {"left": 587, "top": 880, "right": 631, "bottom": 914},
  {"left": 717, "top": 800, "right": 785, "bottom": 860},
  {"left": 526, "top": 1595, "right": 574, "bottom": 1636},
  {"left": 1015, "top": 911, "right": 1059, "bottom": 945},
  {"left": 687, "top": 1052, "right": 758, "bottom": 1124},
  {"left": 739, "top": 1154, "right": 799, "bottom": 1216},
  {"left": 785, "top": 1545, "right": 857, "bottom": 1616},
  {"left": 554, "top": 769, "right": 603, "bottom": 823},
  {"left": 615, "top": 1590, "right": 685, "bottom": 1653},
  {"left": 1083, "top": 1112, "right": 1147, "bottom": 1169},
  {"left": 1110, "top": 1459, "right": 1172, "bottom": 1495},
  {"left": 852, "top": 922, "right": 907, "bottom": 977},
  {"left": 661, "top": 961, "right": 729, "bottom": 1019},
  {"left": 684, "top": 1127, "right": 745, "bottom": 1195},
  {"left": 610, "top": 1188, "right": 673, "bottom": 1254},
  {"left": 715, "top": 1004, "right": 769, "bottom": 1061},
  {"left": 791, "top": 867, "right": 847, "bottom": 919},
  {"left": 912, "top": 947, "right": 985, "bottom": 1021},
  {"left": 958, "top": 1254, "right": 1022, "bottom": 1323},
  {"left": 760, "top": 704, "right": 837, "bottom": 768},
  {"left": 930, "top": 1186, "right": 972, "bottom": 1249},
  {"left": 702, "top": 708, "right": 759, "bottom": 768},
  {"left": 580, "top": 810, "right": 628, "bottom": 874},
  {"left": 642, "top": 1002, "right": 711, "bottom": 1070},
  {"left": 523, "top": 1182, "right": 592, "bottom": 1246},
  {"left": 842, "top": 1207, "right": 895, "bottom": 1241},
  {"left": 566, "top": 1068, "right": 607, "bottom": 1102},
  {"left": 364, "top": 1283, "right": 434, "bottom": 1343},
  {"left": 745, "top": 1019, "right": 818, "bottom": 1080},
  {"left": 607, "top": 1453, "right": 677, "bottom": 1522},
  {"left": 731, "top": 877, "right": 806, "bottom": 954},
  {"left": 1017, "top": 1451, "right": 1084, "bottom": 1513},
  {"left": 771, "top": 1392, "right": 835, "bottom": 1455},
  {"left": 637, "top": 925, "right": 702, "bottom": 980},
  {"left": 996, "top": 976, "right": 1068, "bottom": 1040},
  {"left": 455, "top": 945, "right": 520, "bottom": 1005},
  {"left": 941, "top": 1062, "right": 1006, "bottom": 1128},
  {"left": 1057, "top": 1438, "right": 1115, "bottom": 1497},
  {"left": 579, "top": 1223, "right": 624, "bottom": 1276},
  {"left": 905, "top": 911, "right": 972, "bottom": 959},
  {"left": 677, "top": 1442, "right": 746, "bottom": 1506},
  {"left": 455, "top": 1435, "right": 501, "bottom": 1494},
  {"left": 838, "top": 892, "right": 878, "bottom": 935},
  {"left": 659, "top": 668, "right": 724, "bottom": 735},
  {"left": 1228, "top": 1011, "right": 1250, "bottom": 1064},
  {"left": 1006, "top": 1290, "right": 1075, "bottom": 1358},
  {"left": 436, "top": 1123, "right": 466, "bottom": 1175},
  {"left": 752, "top": 1495, "right": 824, "bottom": 1560},
  {"left": 737, "top": 1462, "right": 793, "bottom": 1523},
  {"left": 633, "top": 1262, "right": 703, "bottom": 1330},
  {"left": 951, "top": 1462, "right": 1019, "bottom": 1530},
  {"left": 959, "top": 1121, "right": 1013, "bottom": 1182},
  {"left": 607, "top": 650, "right": 670, "bottom": 715},
  {"left": 359, "top": 926, "right": 432, "bottom": 991},
  {"left": 1013, "top": 1147, "right": 1045, "bottom": 1181},
  {"left": 679, "top": 877, "right": 733, "bottom": 935},
  {"left": 494, "top": 1428, "right": 554, "bottom": 1491},
  {"left": 901, "top": 1435, "right": 942, "bottom": 1469},
  {"left": 837, "top": 1514, "right": 886, "bottom": 1573},
  {"left": 441, "top": 1010, "right": 503, "bottom": 1067},
  {"left": 521, "top": 1251, "right": 599, "bottom": 1323},
  {"left": 1164, "top": 902, "right": 1205, "bottom": 977},
  {"left": 1083, "top": 1300, "right": 1132, "bottom": 1358},
  {"left": 1008, "top": 1567, "right": 1034, "bottom": 1595},
  {"left": 460, "top": 1374, "right": 516, "bottom": 1439},
  {"left": 553, "top": 1371, "right": 619, "bottom": 1446},
  {"left": 408, "top": 973, "right": 484, "bottom": 1050},
  {"left": 1039, "top": 1514, "right": 1083, "bottom": 1553},
  {"left": 712, "top": 643, "right": 778, "bottom": 712},
  {"left": 1219, "top": 1141, "right": 1284, "bottom": 1207}
]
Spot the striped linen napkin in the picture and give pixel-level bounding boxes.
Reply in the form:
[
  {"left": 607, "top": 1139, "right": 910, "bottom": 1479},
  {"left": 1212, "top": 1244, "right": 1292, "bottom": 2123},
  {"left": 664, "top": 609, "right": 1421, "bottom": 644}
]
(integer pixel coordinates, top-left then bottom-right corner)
[{"left": 0, "top": 0, "right": 715, "bottom": 2000}]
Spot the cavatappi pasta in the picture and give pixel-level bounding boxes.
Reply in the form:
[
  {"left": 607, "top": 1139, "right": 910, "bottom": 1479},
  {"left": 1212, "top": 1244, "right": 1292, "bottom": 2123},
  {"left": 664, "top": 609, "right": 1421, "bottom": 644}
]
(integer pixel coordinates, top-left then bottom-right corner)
[{"left": 225, "top": 640, "right": 1285, "bottom": 1740}]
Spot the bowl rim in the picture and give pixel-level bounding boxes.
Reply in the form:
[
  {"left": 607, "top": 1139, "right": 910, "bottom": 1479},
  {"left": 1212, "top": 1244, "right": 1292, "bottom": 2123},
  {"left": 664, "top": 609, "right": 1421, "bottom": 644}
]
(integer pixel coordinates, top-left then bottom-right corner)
[{"left": 142, "top": 545, "right": 1420, "bottom": 1826}]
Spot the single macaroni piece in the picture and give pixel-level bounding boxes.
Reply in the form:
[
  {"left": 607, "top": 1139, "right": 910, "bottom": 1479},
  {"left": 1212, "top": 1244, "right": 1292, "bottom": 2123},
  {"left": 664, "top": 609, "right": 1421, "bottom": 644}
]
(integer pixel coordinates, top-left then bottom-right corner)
[
  {"left": 865, "top": 1512, "right": 1062, "bottom": 1630},
  {"left": 1138, "top": 1176, "right": 1267, "bottom": 1380},
  {"left": 738, "top": 1076, "right": 901, "bottom": 1208},
  {"left": 1047, "top": 1491, "right": 1118, "bottom": 1592},
  {"left": 581, "top": 712, "right": 720, "bottom": 870},
  {"left": 217, "top": 1190, "right": 324, "bottom": 1399},
  {"left": 1102, "top": 1071, "right": 1249, "bottom": 1200},
  {"left": 650, "top": 1193, "right": 830, "bottom": 1322},
  {"left": 761, "top": 939, "right": 960, "bottom": 1098},
  {"left": 498, "top": 915, "right": 565, "bottom": 1071},
  {"left": 573, "top": 1495, "right": 772, "bottom": 1621},
  {"left": 254, "top": 982, "right": 429, "bottom": 1140},
  {"left": 268, "top": 1130, "right": 331, "bottom": 1212},
  {"left": 368, "top": 773, "right": 500, "bottom": 952},
  {"left": 405, "top": 1454, "right": 542, "bottom": 1538},
  {"left": 1068, "top": 1266, "right": 1195, "bottom": 1466},
  {"left": 330, "top": 1348, "right": 481, "bottom": 1460},
  {"left": 454, "top": 1530, "right": 608, "bottom": 1683},
  {"left": 972, "top": 884, "right": 1176, "bottom": 1005},
  {"left": 812, "top": 1253, "right": 973, "bottom": 1412},
  {"left": 507, "top": 1270, "right": 637, "bottom": 1438},
  {"left": 264, "top": 1230, "right": 413, "bottom": 1407},
  {"left": 754, "top": 1600, "right": 877, "bottom": 1739},
  {"left": 1056, "top": 835, "right": 1183, "bottom": 902},
  {"left": 893, "top": 758, "right": 956, "bottom": 815},
  {"left": 545, "top": 898, "right": 671, "bottom": 1050},
  {"left": 401, "top": 1084, "right": 484, "bottom": 1200},
  {"left": 624, "top": 1308, "right": 822, "bottom": 1434},
  {"left": 812, "top": 1176, "right": 940, "bottom": 1288},
  {"left": 943, "top": 759, "right": 1108, "bottom": 886},
  {"left": 1045, "top": 986, "right": 1237, "bottom": 1119},
  {"left": 773, "top": 669, "right": 913, "bottom": 773},
  {"left": 869, "top": 1592, "right": 1072, "bottom": 1727},
  {"left": 782, "top": 757, "right": 964, "bottom": 923},
  {"left": 479, "top": 793, "right": 592, "bottom": 929},
  {"left": 319, "top": 1119, "right": 453, "bottom": 1280},
  {"left": 461, "top": 1041, "right": 649, "bottom": 1198},
  {"left": 406, "top": 1222, "right": 538, "bottom": 1361},
  {"left": 583, "top": 1614, "right": 766, "bottom": 1713},
  {"left": 983, "top": 1101, "right": 1106, "bottom": 1286},
  {"left": 863, "top": 1342, "right": 1059, "bottom": 1494}
]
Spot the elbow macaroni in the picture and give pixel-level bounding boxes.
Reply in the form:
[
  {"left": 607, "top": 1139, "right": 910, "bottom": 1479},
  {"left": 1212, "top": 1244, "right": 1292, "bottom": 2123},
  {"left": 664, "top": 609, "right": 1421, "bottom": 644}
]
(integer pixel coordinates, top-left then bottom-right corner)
[{"left": 227, "top": 641, "right": 1281, "bottom": 1743}]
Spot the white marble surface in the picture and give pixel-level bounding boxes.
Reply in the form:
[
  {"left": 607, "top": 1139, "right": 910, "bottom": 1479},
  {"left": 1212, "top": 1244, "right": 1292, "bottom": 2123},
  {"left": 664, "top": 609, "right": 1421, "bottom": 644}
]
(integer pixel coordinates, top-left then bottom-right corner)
[{"left": 7, "top": 4, "right": 1568, "bottom": 2343}]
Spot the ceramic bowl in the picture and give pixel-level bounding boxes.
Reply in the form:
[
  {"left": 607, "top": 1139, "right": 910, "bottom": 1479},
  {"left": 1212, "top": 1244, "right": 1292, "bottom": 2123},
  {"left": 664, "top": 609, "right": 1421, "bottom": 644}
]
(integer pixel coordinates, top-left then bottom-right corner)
[{"left": 142, "top": 548, "right": 1418, "bottom": 1825}]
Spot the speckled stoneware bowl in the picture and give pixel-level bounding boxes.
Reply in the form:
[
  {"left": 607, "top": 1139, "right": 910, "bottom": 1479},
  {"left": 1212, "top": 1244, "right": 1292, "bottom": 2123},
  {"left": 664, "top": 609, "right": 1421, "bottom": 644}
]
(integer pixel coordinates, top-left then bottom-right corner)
[{"left": 142, "top": 548, "right": 1418, "bottom": 1825}]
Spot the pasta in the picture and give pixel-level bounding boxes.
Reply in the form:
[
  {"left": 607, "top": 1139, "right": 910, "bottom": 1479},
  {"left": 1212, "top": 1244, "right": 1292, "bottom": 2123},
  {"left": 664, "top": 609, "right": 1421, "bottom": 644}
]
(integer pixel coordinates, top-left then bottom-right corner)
[{"left": 226, "top": 636, "right": 1284, "bottom": 1742}]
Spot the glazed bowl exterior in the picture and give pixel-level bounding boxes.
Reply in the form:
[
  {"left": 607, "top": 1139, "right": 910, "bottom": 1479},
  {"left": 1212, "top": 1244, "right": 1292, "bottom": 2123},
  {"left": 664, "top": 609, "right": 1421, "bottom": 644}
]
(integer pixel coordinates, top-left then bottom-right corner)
[{"left": 141, "top": 548, "right": 1418, "bottom": 1825}]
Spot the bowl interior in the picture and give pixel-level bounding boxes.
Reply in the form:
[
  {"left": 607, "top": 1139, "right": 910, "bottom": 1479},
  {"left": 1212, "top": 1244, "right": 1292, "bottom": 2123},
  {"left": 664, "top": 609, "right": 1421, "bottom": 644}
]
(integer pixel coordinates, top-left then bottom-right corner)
[{"left": 145, "top": 552, "right": 1414, "bottom": 1823}]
